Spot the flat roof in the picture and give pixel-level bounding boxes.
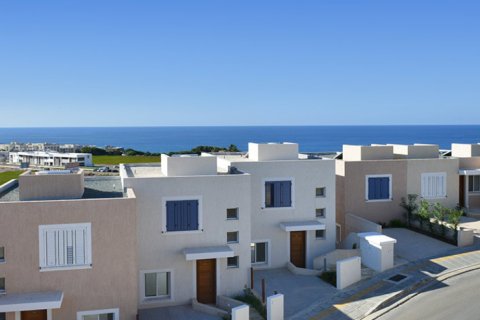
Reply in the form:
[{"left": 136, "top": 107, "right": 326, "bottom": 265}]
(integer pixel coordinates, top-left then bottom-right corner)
[
  {"left": 0, "top": 177, "right": 125, "bottom": 202},
  {"left": 123, "top": 163, "right": 245, "bottom": 178}
]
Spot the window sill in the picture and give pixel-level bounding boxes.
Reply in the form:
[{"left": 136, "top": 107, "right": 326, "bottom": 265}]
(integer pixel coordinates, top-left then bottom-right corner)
[
  {"left": 162, "top": 230, "right": 203, "bottom": 235},
  {"left": 315, "top": 237, "right": 326, "bottom": 240},
  {"left": 226, "top": 218, "right": 239, "bottom": 221},
  {"left": 227, "top": 266, "right": 239, "bottom": 269},
  {"left": 365, "top": 199, "right": 392, "bottom": 203},
  {"left": 421, "top": 196, "right": 447, "bottom": 200},
  {"left": 40, "top": 265, "right": 92, "bottom": 272},
  {"left": 227, "top": 241, "right": 239, "bottom": 244},
  {"left": 142, "top": 296, "right": 172, "bottom": 304},
  {"left": 262, "top": 206, "right": 295, "bottom": 211}
]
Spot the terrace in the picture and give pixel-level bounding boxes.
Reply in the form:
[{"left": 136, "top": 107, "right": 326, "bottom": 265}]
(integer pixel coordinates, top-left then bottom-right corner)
[{"left": 0, "top": 176, "right": 125, "bottom": 202}]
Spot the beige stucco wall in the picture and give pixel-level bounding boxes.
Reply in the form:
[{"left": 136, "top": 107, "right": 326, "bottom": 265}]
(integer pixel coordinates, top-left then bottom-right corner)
[
  {"left": 406, "top": 158, "right": 459, "bottom": 207},
  {"left": 337, "top": 160, "right": 407, "bottom": 233},
  {"left": 458, "top": 157, "right": 480, "bottom": 169},
  {"left": 231, "top": 159, "right": 336, "bottom": 269},
  {"left": 122, "top": 173, "right": 252, "bottom": 308},
  {"left": 391, "top": 144, "right": 439, "bottom": 159},
  {"left": 343, "top": 145, "right": 394, "bottom": 162},
  {"left": 19, "top": 171, "right": 84, "bottom": 201},
  {"left": 0, "top": 195, "right": 138, "bottom": 320}
]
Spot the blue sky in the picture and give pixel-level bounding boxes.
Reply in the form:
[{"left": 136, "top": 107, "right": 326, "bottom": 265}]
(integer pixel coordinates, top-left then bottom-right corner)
[{"left": 0, "top": 1, "right": 479, "bottom": 127}]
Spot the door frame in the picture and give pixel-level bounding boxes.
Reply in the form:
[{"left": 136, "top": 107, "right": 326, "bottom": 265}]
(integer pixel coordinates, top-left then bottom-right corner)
[
  {"left": 15, "top": 310, "right": 52, "bottom": 320},
  {"left": 289, "top": 231, "right": 307, "bottom": 268},
  {"left": 193, "top": 259, "right": 219, "bottom": 304}
]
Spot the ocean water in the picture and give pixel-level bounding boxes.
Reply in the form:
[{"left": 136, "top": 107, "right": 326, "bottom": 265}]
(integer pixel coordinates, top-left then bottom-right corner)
[{"left": 0, "top": 126, "right": 479, "bottom": 153}]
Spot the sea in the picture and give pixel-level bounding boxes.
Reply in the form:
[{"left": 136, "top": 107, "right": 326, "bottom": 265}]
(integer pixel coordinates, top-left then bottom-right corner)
[{"left": 0, "top": 126, "right": 479, "bottom": 153}]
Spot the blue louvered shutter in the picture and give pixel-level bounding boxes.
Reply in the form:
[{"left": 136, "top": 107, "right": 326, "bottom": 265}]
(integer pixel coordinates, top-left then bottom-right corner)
[
  {"left": 380, "top": 177, "right": 390, "bottom": 199},
  {"left": 279, "top": 181, "right": 292, "bottom": 207},
  {"left": 187, "top": 200, "right": 199, "bottom": 230},
  {"left": 166, "top": 202, "right": 176, "bottom": 231},
  {"left": 368, "top": 177, "right": 390, "bottom": 200},
  {"left": 273, "top": 182, "right": 282, "bottom": 207}
]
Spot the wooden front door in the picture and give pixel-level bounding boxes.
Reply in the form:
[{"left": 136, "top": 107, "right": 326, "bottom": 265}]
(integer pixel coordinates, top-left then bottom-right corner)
[
  {"left": 21, "top": 310, "right": 47, "bottom": 320},
  {"left": 460, "top": 176, "right": 466, "bottom": 207},
  {"left": 197, "top": 259, "right": 216, "bottom": 304},
  {"left": 290, "top": 231, "right": 306, "bottom": 268}
]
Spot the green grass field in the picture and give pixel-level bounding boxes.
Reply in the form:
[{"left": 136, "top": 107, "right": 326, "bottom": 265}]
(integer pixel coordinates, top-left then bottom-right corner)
[
  {"left": 93, "top": 155, "right": 161, "bottom": 165},
  {"left": 0, "top": 170, "right": 25, "bottom": 185}
]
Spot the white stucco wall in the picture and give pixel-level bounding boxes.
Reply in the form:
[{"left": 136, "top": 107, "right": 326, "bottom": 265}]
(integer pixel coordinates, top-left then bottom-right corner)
[
  {"left": 122, "top": 172, "right": 252, "bottom": 308},
  {"left": 229, "top": 159, "right": 336, "bottom": 269}
]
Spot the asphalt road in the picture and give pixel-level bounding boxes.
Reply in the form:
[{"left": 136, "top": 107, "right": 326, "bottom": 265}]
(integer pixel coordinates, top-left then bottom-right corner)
[{"left": 378, "top": 269, "right": 480, "bottom": 320}]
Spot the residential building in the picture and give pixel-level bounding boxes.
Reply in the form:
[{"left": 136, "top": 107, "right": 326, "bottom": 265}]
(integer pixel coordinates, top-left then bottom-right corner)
[
  {"left": 120, "top": 154, "right": 252, "bottom": 309},
  {"left": 452, "top": 143, "right": 480, "bottom": 214},
  {"left": 214, "top": 142, "right": 336, "bottom": 269},
  {"left": 0, "top": 171, "right": 137, "bottom": 320},
  {"left": 8, "top": 152, "right": 93, "bottom": 167},
  {"left": 336, "top": 144, "right": 459, "bottom": 240}
]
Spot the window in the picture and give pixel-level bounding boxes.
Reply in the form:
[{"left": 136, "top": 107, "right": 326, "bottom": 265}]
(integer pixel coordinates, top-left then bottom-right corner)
[
  {"left": 227, "top": 231, "right": 239, "bottom": 243},
  {"left": 251, "top": 242, "right": 267, "bottom": 264},
  {"left": 316, "top": 187, "right": 326, "bottom": 197},
  {"left": 366, "top": 175, "right": 392, "bottom": 201},
  {"left": 39, "top": 223, "right": 92, "bottom": 270},
  {"left": 166, "top": 200, "right": 199, "bottom": 232},
  {"left": 421, "top": 172, "right": 446, "bottom": 199},
  {"left": 265, "top": 181, "right": 292, "bottom": 208},
  {"left": 144, "top": 271, "right": 171, "bottom": 299},
  {"left": 0, "top": 312, "right": 5, "bottom": 320},
  {"left": 316, "top": 208, "right": 325, "bottom": 218},
  {"left": 227, "top": 208, "right": 239, "bottom": 220},
  {"left": 315, "top": 230, "right": 326, "bottom": 239},
  {"left": 77, "top": 309, "right": 119, "bottom": 320},
  {"left": 0, "top": 247, "right": 4, "bottom": 263},
  {"left": 469, "top": 176, "right": 480, "bottom": 192},
  {"left": 0, "top": 277, "right": 4, "bottom": 294},
  {"left": 227, "top": 256, "right": 239, "bottom": 268}
]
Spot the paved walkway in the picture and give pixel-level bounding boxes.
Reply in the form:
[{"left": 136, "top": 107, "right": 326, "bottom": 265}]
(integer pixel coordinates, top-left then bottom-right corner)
[
  {"left": 253, "top": 268, "right": 337, "bottom": 319},
  {"left": 290, "top": 244, "right": 480, "bottom": 320},
  {"left": 139, "top": 305, "right": 222, "bottom": 320}
]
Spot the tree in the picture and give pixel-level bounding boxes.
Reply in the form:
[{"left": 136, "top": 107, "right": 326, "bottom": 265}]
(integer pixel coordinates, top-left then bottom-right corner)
[
  {"left": 448, "top": 207, "right": 463, "bottom": 232},
  {"left": 400, "top": 194, "right": 418, "bottom": 227}
]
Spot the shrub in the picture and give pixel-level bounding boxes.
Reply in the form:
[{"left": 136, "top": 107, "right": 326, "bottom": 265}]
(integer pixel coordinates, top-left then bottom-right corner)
[
  {"left": 234, "top": 288, "right": 266, "bottom": 319},
  {"left": 389, "top": 219, "right": 407, "bottom": 228}
]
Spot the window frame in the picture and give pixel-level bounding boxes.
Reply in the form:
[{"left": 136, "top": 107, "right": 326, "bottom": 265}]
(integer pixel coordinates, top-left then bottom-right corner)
[
  {"left": 251, "top": 241, "right": 269, "bottom": 265},
  {"left": 76, "top": 308, "right": 119, "bottom": 320},
  {"left": 226, "top": 208, "right": 239, "bottom": 220},
  {"left": 365, "top": 174, "right": 392, "bottom": 202},
  {"left": 227, "top": 231, "right": 239, "bottom": 244},
  {"left": 140, "top": 269, "right": 174, "bottom": 302},
  {"left": 469, "top": 175, "right": 480, "bottom": 193},
  {"left": 0, "top": 246, "right": 4, "bottom": 264},
  {"left": 162, "top": 196, "right": 203, "bottom": 234},
  {"left": 0, "top": 277, "right": 5, "bottom": 294},
  {"left": 315, "top": 208, "right": 326, "bottom": 218},
  {"left": 262, "top": 178, "right": 295, "bottom": 209},
  {"left": 315, "top": 229, "right": 326, "bottom": 240},
  {"left": 38, "top": 223, "right": 92, "bottom": 272},
  {"left": 227, "top": 256, "right": 239, "bottom": 269},
  {"left": 421, "top": 172, "right": 447, "bottom": 199},
  {"left": 315, "top": 187, "right": 326, "bottom": 197}
]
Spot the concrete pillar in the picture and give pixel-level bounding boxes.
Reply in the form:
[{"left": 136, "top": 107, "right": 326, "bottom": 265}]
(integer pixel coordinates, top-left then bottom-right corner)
[
  {"left": 267, "top": 293, "right": 284, "bottom": 320},
  {"left": 465, "top": 175, "right": 470, "bottom": 210},
  {"left": 231, "top": 305, "right": 249, "bottom": 320},
  {"left": 47, "top": 309, "right": 53, "bottom": 320},
  {"left": 14, "top": 312, "right": 20, "bottom": 320}
]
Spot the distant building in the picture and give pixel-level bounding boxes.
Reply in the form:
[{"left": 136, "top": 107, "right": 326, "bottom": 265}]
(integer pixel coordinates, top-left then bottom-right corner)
[
  {"left": 8, "top": 151, "right": 93, "bottom": 167},
  {"left": 0, "top": 142, "right": 81, "bottom": 153}
]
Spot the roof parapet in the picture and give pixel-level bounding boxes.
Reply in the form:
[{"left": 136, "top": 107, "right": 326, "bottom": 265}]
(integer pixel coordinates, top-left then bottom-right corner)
[{"left": 248, "top": 142, "right": 299, "bottom": 161}]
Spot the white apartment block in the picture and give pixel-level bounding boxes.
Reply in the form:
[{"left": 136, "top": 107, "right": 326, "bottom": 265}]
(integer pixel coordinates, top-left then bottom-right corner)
[
  {"left": 120, "top": 154, "right": 252, "bottom": 308},
  {"left": 9, "top": 152, "right": 93, "bottom": 167},
  {"left": 215, "top": 143, "right": 337, "bottom": 269}
]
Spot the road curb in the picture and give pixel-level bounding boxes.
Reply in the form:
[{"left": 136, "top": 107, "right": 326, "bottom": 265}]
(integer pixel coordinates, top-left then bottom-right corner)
[{"left": 362, "top": 262, "right": 480, "bottom": 320}]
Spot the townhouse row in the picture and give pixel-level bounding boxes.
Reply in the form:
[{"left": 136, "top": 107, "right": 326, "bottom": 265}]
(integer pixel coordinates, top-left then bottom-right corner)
[{"left": 0, "top": 142, "right": 479, "bottom": 320}]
